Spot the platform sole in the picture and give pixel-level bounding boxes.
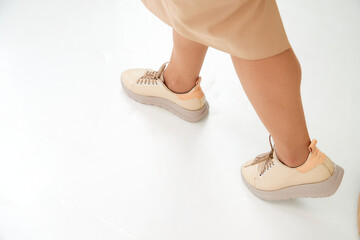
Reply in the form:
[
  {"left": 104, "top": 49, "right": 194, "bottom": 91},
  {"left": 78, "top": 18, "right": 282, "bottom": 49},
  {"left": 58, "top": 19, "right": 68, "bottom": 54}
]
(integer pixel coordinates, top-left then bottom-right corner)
[
  {"left": 242, "top": 164, "right": 344, "bottom": 201},
  {"left": 121, "top": 81, "right": 209, "bottom": 122}
]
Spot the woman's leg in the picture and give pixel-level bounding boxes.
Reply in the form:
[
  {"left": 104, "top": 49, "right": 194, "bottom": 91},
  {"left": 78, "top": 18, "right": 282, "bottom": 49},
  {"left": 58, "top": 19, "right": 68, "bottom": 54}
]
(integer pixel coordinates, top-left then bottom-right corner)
[
  {"left": 164, "top": 28, "right": 311, "bottom": 167},
  {"left": 163, "top": 28, "right": 208, "bottom": 93},
  {"left": 231, "top": 48, "right": 311, "bottom": 167}
]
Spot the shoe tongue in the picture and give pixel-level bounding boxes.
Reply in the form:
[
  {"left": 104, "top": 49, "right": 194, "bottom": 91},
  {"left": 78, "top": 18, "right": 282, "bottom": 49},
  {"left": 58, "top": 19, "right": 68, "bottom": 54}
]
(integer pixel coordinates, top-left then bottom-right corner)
[
  {"left": 156, "top": 62, "right": 169, "bottom": 82},
  {"left": 272, "top": 148, "right": 279, "bottom": 160},
  {"left": 159, "top": 72, "right": 165, "bottom": 82}
]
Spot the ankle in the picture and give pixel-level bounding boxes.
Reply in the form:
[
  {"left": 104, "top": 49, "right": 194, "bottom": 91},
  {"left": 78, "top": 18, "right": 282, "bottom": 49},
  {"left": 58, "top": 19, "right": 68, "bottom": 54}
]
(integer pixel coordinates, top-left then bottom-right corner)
[
  {"left": 275, "top": 146, "right": 310, "bottom": 168},
  {"left": 163, "top": 66, "right": 197, "bottom": 94}
]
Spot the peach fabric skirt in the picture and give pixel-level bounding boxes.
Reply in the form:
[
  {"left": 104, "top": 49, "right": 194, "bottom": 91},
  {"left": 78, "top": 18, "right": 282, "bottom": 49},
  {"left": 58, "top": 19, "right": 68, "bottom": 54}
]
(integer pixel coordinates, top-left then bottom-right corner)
[{"left": 141, "top": 0, "right": 291, "bottom": 60}]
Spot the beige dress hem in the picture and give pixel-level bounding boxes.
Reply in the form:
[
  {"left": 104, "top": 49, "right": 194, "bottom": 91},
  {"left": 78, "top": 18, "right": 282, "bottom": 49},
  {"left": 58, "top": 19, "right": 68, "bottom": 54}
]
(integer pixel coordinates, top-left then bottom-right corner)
[{"left": 141, "top": 0, "right": 291, "bottom": 60}]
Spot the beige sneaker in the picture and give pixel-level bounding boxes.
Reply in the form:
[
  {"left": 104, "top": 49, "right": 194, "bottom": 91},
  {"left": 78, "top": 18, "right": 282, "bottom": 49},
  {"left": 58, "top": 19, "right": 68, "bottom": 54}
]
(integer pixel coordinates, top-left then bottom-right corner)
[
  {"left": 121, "top": 62, "right": 209, "bottom": 122},
  {"left": 241, "top": 135, "right": 344, "bottom": 200}
]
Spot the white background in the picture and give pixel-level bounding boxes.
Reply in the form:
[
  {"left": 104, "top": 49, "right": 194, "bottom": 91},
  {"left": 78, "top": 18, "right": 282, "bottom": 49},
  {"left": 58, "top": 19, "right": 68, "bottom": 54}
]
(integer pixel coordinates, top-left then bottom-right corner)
[{"left": 0, "top": 0, "right": 359, "bottom": 239}]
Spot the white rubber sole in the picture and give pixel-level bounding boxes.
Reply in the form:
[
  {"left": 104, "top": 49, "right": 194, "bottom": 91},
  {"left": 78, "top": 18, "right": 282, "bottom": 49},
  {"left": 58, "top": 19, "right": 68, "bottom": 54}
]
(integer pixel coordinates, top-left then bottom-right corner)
[
  {"left": 121, "top": 81, "right": 209, "bottom": 122},
  {"left": 241, "top": 164, "right": 344, "bottom": 201}
]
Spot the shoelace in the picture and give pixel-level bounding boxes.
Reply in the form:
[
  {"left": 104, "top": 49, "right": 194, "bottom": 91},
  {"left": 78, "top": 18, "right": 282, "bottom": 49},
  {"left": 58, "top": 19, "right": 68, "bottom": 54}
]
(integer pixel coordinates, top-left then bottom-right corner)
[
  {"left": 244, "top": 135, "right": 275, "bottom": 176},
  {"left": 137, "top": 61, "right": 169, "bottom": 85}
]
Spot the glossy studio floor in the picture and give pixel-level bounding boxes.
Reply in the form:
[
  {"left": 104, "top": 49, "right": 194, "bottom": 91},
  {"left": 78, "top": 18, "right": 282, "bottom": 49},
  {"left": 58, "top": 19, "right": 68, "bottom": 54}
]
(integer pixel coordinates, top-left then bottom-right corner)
[{"left": 1, "top": 0, "right": 359, "bottom": 239}]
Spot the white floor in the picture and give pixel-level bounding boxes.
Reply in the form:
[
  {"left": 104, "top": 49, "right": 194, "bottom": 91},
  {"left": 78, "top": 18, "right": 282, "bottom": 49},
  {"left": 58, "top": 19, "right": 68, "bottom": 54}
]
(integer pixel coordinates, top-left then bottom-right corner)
[{"left": 1, "top": 0, "right": 360, "bottom": 239}]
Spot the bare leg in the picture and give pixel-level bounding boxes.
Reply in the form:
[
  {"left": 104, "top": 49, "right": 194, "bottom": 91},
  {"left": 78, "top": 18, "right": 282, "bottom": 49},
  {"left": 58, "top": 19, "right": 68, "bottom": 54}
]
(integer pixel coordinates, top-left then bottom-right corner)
[
  {"left": 164, "top": 28, "right": 310, "bottom": 167},
  {"left": 163, "top": 28, "right": 208, "bottom": 93},
  {"left": 231, "top": 48, "right": 311, "bottom": 167}
]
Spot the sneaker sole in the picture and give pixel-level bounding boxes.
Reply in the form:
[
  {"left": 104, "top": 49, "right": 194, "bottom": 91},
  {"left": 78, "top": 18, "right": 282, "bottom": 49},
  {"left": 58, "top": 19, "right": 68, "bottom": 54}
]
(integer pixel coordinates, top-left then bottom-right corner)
[
  {"left": 121, "top": 81, "right": 209, "bottom": 122},
  {"left": 241, "top": 163, "right": 344, "bottom": 201}
]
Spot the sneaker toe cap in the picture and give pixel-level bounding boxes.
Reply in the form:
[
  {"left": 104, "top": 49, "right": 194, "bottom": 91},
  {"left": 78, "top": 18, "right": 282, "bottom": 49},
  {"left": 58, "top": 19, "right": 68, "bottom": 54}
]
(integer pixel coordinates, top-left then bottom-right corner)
[
  {"left": 241, "top": 160, "right": 257, "bottom": 186},
  {"left": 121, "top": 68, "right": 148, "bottom": 90}
]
